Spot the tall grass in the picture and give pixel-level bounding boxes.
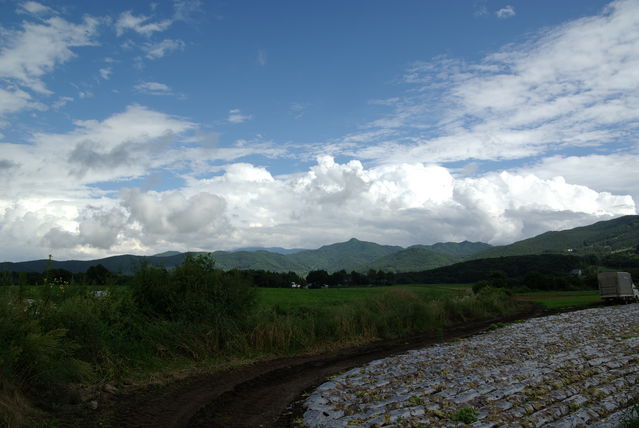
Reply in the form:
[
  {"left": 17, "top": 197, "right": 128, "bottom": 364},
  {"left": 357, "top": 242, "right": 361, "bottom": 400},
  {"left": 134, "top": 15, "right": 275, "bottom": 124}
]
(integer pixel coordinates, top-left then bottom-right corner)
[
  {"left": 248, "top": 286, "right": 513, "bottom": 354},
  {"left": 0, "top": 259, "right": 519, "bottom": 425}
]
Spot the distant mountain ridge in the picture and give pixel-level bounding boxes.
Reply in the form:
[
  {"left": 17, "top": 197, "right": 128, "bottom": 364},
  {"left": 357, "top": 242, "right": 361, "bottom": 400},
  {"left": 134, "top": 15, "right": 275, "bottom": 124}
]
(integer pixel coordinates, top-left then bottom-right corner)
[
  {"left": 0, "top": 238, "right": 489, "bottom": 274},
  {"left": 2, "top": 215, "right": 637, "bottom": 275},
  {"left": 231, "top": 246, "right": 307, "bottom": 255}
]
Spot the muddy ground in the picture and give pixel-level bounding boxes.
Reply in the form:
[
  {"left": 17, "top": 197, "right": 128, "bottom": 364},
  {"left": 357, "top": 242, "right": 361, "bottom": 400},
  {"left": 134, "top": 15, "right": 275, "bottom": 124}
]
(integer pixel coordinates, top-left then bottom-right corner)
[{"left": 62, "top": 305, "right": 554, "bottom": 428}]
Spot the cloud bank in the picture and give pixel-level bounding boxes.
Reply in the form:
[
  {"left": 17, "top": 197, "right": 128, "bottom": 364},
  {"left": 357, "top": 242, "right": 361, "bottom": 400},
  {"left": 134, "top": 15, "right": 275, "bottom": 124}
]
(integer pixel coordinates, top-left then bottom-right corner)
[{"left": 0, "top": 155, "right": 633, "bottom": 261}]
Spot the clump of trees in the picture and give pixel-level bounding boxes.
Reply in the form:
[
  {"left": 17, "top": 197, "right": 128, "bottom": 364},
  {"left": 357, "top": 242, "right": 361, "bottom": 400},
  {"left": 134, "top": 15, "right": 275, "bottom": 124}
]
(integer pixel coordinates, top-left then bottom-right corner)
[
  {"left": 305, "top": 269, "right": 393, "bottom": 287},
  {"left": 132, "top": 254, "right": 255, "bottom": 324}
]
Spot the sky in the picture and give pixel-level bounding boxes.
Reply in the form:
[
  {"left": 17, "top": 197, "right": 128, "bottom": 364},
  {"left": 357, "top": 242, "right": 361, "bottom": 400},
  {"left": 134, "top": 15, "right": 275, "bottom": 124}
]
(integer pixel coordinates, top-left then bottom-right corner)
[{"left": 0, "top": 0, "right": 638, "bottom": 262}]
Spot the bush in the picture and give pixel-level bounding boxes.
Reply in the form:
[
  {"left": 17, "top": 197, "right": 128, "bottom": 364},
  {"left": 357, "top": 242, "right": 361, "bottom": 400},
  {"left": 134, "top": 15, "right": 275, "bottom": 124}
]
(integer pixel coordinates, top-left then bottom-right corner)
[
  {"left": 131, "top": 254, "right": 256, "bottom": 342},
  {"left": 0, "top": 293, "right": 91, "bottom": 393}
]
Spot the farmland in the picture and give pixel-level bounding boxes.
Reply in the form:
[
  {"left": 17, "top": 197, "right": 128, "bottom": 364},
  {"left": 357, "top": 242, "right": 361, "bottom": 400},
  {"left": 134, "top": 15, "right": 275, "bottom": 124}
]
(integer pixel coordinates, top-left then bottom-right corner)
[
  {"left": 256, "top": 283, "right": 472, "bottom": 309},
  {"left": 0, "top": 258, "right": 521, "bottom": 427}
]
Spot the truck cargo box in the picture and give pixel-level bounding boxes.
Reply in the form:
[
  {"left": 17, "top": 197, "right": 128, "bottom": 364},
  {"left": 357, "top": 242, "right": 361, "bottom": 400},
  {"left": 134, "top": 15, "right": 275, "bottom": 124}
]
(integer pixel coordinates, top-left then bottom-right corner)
[{"left": 597, "top": 272, "right": 639, "bottom": 302}]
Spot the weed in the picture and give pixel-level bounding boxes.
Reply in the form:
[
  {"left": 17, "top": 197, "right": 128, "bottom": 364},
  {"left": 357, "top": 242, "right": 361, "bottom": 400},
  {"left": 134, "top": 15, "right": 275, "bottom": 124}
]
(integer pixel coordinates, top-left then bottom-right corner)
[
  {"left": 451, "top": 405, "right": 478, "bottom": 424},
  {"left": 407, "top": 395, "right": 422, "bottom": 406},
  {"left": 488, "top": 322, "right": 506, "bottom": 330}
]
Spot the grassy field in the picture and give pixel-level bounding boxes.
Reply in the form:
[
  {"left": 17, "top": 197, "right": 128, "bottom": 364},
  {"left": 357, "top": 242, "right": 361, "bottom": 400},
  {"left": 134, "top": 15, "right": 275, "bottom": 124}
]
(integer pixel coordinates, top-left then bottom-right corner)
[
  {"left": 0, "top": 262, "right": 519, "bottom": 427},
  {"left": 256, "top": 283, "right": 472, "bottom": 309},
  {"left": 515, "top": 289, "right": 601, "bottom": 309}
]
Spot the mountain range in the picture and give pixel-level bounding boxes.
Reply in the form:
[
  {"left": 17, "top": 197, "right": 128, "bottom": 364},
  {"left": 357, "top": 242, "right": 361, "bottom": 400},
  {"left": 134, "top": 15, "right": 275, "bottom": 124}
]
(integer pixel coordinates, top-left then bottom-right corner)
[{"left": 1, "top": 215, "right": 637, "bottom": 275}]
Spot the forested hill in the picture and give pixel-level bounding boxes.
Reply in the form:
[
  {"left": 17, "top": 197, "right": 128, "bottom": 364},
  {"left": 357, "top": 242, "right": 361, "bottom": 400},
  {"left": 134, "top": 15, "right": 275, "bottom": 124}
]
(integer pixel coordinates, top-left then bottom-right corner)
[
  {"left": 0, "top": 239, "right": 489, "bottom": 274},
  {"left": 472, "top": 215, "right": 639, "bottom": 259},
  {"left": 3, "top": 215, "right": 636, "bottom": 274}
]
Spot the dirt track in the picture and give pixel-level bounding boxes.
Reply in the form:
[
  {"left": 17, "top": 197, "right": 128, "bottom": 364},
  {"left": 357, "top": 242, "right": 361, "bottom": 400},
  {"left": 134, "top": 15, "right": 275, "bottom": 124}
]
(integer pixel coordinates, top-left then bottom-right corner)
[{"left": 59, "top": 306, "right": 551, "bottom": 428}]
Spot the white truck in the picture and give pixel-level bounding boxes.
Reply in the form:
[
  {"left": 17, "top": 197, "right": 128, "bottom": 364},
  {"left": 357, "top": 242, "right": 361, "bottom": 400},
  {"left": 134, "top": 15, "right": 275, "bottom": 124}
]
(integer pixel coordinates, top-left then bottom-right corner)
[{"left": 597, "top": 272, "right": 639, "bottom": 303}]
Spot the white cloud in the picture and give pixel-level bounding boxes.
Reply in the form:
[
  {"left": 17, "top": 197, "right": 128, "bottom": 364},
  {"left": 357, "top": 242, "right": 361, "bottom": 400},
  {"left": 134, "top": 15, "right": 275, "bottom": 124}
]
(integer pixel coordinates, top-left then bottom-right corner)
[
  {"left": 496, "top": 5, "right": 516, "bottom": 19},
  {"left": 518, "top": 153, "right": 639, "bottom": 203},
  {"left": 0, "top": 87, "right": 44, "bottom": 121},
  {"left": 227, "top": 108, "right": 252, "bottom": 124},
  {"left": 115, "top": 11, "right": 172, "bottom": 37},
  {"left": 340, "top": 0, "right": 639, "bottom": 167},
  {"left": 144, "top": 39, "right": 185, "bottom": 59},
  {"left": 0, "top": 155, "right": 634, "bottom": 261},
  {"left": 0, "top": 105, "right": 196, "bottom": 197},
  {"left": 135, "top": 81, "right": 173, "bottom": 95},
  {"left": 121, "top": 189, "right": 229, "bottom": 245},
  {"left": 0, "top": 16, "right": 99, "bottom": 94}
]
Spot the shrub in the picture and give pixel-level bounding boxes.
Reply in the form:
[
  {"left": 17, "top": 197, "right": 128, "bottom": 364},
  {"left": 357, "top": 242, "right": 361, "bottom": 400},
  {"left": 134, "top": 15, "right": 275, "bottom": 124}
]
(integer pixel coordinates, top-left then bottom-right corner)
[
  {"left": 0, "top": 293, "right": 90, "bottom": 392},
  {"left": 131, "top": 254, "right": 256, "bottom": 349}
]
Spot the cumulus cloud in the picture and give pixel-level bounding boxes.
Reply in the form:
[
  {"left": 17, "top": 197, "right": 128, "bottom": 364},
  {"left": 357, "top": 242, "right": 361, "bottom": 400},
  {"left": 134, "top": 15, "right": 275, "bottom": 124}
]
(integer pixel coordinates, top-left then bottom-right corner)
[
  {"left": 43, "top": 206, "right": 127, "bottom": 250},
  {"left": 519, "top": 153, "right": 639, "bottom": 203},
  {"left": 496, "top": 5, "right": 516, "bottom": 19},
  {"left": 227, "top": 108, "right": 252, "bottom": 124},
  {"left": 121, "top": 189, "right": 229, "bottom": 246},
  {"left": 159, "top": 158, "right": 636, "bottom": 251},
  {"left": 0, "top": 155, "right": 634, "bottom": 261}
]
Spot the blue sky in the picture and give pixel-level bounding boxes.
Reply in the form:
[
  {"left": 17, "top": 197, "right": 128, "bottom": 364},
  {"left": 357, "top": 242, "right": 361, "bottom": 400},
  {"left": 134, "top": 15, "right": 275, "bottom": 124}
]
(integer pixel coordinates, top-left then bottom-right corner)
[{"left": 0, "top": 0, "right": 638, "bottom": 261}]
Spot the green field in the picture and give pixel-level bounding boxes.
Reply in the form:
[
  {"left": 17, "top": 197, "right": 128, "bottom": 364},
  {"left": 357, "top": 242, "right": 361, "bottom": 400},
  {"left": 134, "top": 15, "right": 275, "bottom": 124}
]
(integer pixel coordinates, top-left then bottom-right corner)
[
  {"left": 1, "top": 283, "right": 597, "bottom": 311},
  {"left": 256, "top": 283, "right": 472, "bottom": 309},
  {"left": 516, "top": 289, "right": 601, "bottom": 309}
]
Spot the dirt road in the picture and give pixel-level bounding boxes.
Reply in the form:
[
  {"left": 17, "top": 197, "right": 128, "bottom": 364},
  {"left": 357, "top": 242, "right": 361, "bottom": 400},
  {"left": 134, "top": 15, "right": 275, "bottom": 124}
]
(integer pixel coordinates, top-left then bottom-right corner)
[{"left": 65, "top": 307, "right": 546, "bottom": 428}]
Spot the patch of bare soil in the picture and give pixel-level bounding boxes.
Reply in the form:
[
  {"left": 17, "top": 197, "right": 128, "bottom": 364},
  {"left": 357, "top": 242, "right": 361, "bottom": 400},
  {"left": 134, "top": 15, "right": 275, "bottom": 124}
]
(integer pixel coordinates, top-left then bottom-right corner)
[{"left": 62, "top": 305, "right": 547, "bottom": 428}]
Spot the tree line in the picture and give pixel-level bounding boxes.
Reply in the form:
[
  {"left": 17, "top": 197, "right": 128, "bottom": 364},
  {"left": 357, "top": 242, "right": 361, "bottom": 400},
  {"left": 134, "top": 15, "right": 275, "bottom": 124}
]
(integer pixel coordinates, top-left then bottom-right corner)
[{"left": 1, "top": 253, "right": 633, "bottom": 291}]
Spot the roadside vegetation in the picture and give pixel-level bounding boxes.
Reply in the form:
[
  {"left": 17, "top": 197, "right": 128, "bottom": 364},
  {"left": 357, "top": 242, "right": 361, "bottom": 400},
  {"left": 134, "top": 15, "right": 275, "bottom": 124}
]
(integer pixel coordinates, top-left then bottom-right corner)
[
  {"left": 0, "top": 255, "right": 520, "bottom": 426},
  {"left": 3, "top": 246, "right": 637, "bottom": 425}
]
